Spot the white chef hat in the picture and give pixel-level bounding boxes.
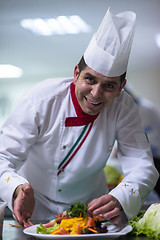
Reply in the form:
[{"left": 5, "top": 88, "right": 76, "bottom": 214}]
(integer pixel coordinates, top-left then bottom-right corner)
[{"left": 84, "top": 8, "right": 136, "bottom": 77}]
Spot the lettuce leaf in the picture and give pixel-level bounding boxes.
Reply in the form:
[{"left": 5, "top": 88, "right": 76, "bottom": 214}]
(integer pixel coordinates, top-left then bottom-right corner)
[
  {"left": 36, "top": 222, "right": 60, "bottom": 234},
  {"left": 128, "top": 203, "right": 160, "bottom": 239}
]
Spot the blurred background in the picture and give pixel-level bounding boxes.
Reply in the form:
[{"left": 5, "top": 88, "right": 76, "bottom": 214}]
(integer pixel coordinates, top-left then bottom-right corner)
[{"left": 0, "top": 0, "right": 160, "bottom": 127}]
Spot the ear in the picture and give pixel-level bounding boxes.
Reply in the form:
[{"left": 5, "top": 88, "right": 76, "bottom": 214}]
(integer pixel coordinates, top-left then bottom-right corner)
[
  {"left": 73, "top": 65, "right": 80, "bottom": 85},
  {"left": 116, "top": 79, "right": 126, "bottom": 97}
]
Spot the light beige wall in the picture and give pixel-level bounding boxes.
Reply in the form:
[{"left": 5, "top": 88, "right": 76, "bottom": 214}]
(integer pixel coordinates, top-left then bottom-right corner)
[{"left": 127, "top": 67, "right": 160, "bottom": 110}]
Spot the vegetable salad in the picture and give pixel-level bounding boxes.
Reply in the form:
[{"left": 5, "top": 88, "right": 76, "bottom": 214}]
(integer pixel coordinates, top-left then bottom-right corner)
[{"left": 36, "top": 201, "right": 108, "bottom": 235}]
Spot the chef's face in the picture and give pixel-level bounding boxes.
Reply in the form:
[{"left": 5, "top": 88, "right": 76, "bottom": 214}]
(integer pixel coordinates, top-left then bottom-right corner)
[{"left": 73, "top": 65, "right": 126, "bottom": 115}]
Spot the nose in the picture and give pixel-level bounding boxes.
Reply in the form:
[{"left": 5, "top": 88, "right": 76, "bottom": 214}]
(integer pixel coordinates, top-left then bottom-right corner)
[{"left": 91, "top": 84, "right": 102, "bottom": 99}]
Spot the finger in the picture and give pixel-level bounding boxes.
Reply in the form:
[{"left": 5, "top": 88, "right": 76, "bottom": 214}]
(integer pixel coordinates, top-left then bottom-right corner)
[
  {"left": 108, "top": 214, "right": 121, "bottom": 223},
  {"left": 88, "top": 196, "right": 110, "bottom": 214},
  {"left": 88, "top": 197, "right": 108, "bottom": 212},
  {"left": 14, "top": 213, "right": 24, "bottom": 226},
  {"left": 14, "top": 204, "right": 33, "bottom": 228},
  {"left": 13, "top": 198, "right": 23, "bottom": 226},
  {"left": 103, "top": 207, "right": 121, "bottom": 221},
  {"left": 92, "top": 205, "right": 110, "bottom": 216},
  {"left": 23, "top": 218, "right": 33, "bottom": 228},
  {"left": 88, "top": 199, "right": 98, "bottom": 209},
  {"left": 13, "top": 207, "right": 25, "bottom": 227},
  {"left": 27, "top": 218, "right": 33, "bottom": 226},
  {"left": 89, "top": 198, "right": 121, "bottom": 221}
]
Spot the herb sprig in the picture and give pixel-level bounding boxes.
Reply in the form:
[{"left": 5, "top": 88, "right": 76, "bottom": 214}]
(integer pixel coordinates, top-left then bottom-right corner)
[{"left": 67, "top": 201, "right": 88, "bottom": 218}]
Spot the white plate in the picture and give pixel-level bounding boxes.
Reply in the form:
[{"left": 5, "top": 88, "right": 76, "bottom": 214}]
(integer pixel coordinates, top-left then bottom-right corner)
[{"left": 23, "top": 223, "right": 132, "bottom": 239}]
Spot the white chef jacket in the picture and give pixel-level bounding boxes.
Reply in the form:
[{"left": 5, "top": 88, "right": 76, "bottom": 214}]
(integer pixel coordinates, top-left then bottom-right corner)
[{"left": 0, "top": 77, "right": 158, "bottom": 220}]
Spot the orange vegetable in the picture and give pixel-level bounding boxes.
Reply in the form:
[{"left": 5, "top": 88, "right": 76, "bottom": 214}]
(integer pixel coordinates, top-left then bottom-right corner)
[
  {"left": 44, "top": 219, "right": 56, "bottom": 228},
  {"left": 59, "top": 227, "right": 70, "bottom": 235},
  {"left": 9, "top": 224, "right": 23, "bottom": 229},
  {"left": 76, "top": 223, "right": 82, "bottom": 234},
  {"left": 51, "top": 227, "right": 61, "bottom": 234},
  {"left": 86, "top": 216, "right": 96, "bottom": 227},
  {"left": 88, "top": 227, "right": 98, "bottom": 234}
]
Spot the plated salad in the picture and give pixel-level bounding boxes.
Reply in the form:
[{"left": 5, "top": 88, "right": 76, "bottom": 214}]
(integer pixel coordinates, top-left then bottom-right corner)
[{"left": 36, "top": 201, "right": 108, "bottom": 235}]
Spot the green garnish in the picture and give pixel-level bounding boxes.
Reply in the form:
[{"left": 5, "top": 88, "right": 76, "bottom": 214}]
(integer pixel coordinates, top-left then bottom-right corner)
[
  {"left": 67, "top": 201, "right": 88, "bottom": 218},
  {"left": 36, "top": 222, "right": 59, "bottom": 234},
  {"left": 128, "top": 210, "right": 145, "bottom": 225},
  {"left": 36, "top": 223, "right": 47, "bottom": 234}
]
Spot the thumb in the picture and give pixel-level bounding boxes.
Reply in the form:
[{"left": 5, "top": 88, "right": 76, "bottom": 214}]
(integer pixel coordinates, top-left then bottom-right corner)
[{"left": 22, "top": 183, "right": 32, "bottom": 194}]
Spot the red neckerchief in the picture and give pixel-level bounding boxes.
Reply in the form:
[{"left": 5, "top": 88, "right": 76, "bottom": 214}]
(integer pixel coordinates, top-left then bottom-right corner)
[{"left": 65, "top": 82, "right": 99, "bottom": 127}]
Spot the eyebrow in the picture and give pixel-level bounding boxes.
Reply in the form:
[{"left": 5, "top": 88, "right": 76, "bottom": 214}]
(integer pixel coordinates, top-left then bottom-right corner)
[
  {"left": 83, "top": 72, "right": 97, "bottom": 80},
  {"left": 105, "top": 80, "right": 118, "bottom": 86},
  {"left": 83, "top": 72, "right": 119, "bottom": 85}
]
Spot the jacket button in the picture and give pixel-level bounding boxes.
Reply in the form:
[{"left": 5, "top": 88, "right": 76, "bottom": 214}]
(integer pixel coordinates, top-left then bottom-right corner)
[
  {"left": 63, "top": 145, "right": 66, "bottom": 149},
  {"left": 58, "top": 189, "right": 62, "bottom": 192}
]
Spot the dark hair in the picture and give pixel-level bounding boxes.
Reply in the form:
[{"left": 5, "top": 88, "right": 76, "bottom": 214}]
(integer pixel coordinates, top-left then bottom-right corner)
[
  {"left": 78, "top": 56, "right": 126, "bottom": 84},
  {"left": 120, "top": 72, "right": 126, "bottom": 84},
  {"left": 78, "top": 56, "right": 87, "bottom": 73}
]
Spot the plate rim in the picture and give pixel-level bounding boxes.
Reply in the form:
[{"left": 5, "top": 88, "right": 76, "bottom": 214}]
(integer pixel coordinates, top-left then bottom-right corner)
[{"left": 23, "top": 223, "right": 132, "bottom": 239}]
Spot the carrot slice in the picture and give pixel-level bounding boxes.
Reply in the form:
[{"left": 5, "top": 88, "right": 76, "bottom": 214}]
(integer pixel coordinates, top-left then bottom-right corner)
[
  {"left": 9, "top": 224, "right": 23, "bottom": 229},
  {"left": 44, "top": 219, "right": 56, "bottom": 228},
  {"left": 59, "top": 227, "right": 70, "bottom": 235},
  {"left": 86, "top": 216, "right": 96, "bottom": 227},
  {"left": 88, "top": 227, "right": 98, "bottom": 234},
  {"left": 76, "top": 223, "right": 81, "bottom": 234}
]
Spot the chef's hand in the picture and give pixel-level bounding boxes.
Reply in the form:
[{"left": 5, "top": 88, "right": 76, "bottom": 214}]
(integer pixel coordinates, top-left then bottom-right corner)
[
  {"left": 13, "top": 183, "right": 35, "bottom": 228},
  {"left": 88, "top": 194, "right": 122, "bottom": 223}
]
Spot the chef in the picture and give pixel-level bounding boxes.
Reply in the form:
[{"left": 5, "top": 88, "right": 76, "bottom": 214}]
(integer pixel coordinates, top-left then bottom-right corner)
[{"left": 0, "top": 8, "right": 158, "bottom": 228}]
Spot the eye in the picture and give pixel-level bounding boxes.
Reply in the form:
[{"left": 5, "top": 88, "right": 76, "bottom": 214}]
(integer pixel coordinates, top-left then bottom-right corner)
[
  {"left": 104, "top": 83, "right": 115, "bottom": 91},
  {"left": 85, "top": 77, "right": 95, "bottom": 84}
]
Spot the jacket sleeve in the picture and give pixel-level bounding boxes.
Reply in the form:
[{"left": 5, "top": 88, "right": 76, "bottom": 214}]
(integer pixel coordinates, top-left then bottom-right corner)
[
  {"left": 109, "top": 92, "right": 159, "bottom": 219},
  {"left": 0, "top": 97, "right": 39, "bottom": 211}
]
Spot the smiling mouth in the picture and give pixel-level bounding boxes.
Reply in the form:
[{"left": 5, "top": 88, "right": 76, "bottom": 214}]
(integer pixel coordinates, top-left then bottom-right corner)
[{"left": 85, "top": 97, "right": 101, "bottom": 106}]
